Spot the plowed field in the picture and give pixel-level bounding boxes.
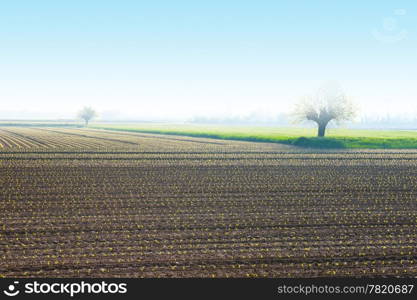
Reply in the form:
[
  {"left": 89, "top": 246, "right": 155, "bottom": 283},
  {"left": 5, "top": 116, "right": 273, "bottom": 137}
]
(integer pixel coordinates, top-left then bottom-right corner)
[{"left": 1, "top": 128, "right": 417, "bottom": 277}]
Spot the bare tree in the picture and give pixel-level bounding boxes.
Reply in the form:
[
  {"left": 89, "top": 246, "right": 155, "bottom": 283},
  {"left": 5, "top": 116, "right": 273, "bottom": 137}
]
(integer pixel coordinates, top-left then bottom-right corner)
[
  {"left": 293, "top": 82, "right": 356, "bottom": 137},
  {"left": 78, "top": 106, "right": 97, "bottom": 126}
]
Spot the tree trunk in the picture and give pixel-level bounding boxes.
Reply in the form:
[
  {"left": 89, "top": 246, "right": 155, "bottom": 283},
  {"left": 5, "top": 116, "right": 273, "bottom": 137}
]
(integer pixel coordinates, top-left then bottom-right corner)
[
  {"left": 85, "top": 119, "right": 89, "bottom": 127},
  {"left": 317, "top": 122, "right": 327, "bottom": 137}
]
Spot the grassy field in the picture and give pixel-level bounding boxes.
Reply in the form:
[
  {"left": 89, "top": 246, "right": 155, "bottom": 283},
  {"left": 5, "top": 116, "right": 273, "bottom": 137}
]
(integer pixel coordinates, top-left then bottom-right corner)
[{"left": 91, "top": 123, "right": 417, "bottom": 149}]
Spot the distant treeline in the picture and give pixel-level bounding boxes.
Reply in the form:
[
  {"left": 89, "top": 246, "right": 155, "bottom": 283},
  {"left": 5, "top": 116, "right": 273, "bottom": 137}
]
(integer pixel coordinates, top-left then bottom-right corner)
[
  {"left": 189, "top": 114, "right": 417, "bottom": 129},
  {"left": 0, "top": 123, "right": 81, "bottom": 127},
  {"left": 189, "top": 113, "right": 290, "bottom": 125}
]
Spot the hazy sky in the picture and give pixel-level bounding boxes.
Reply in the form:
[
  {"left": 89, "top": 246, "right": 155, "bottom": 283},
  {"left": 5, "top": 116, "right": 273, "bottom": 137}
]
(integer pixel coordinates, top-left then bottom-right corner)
[{"left": 1, "top": 1, "right": 416, "bottom": 120}]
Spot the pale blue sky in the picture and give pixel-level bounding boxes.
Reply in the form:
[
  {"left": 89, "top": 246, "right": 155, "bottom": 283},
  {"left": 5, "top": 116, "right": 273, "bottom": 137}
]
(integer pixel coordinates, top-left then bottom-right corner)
[{"left": 0, "top": 1, "right": 416, "bottom": 119}]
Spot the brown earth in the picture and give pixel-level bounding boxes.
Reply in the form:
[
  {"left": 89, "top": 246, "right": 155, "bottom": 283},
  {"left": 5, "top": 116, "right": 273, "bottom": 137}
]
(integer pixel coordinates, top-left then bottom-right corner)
[{"left": 1, "top": 127, "right": 417, "bottom": 277}]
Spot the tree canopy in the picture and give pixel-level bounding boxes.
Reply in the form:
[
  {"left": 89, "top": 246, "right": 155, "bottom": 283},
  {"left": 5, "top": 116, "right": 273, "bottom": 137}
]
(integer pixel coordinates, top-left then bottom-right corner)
[
  {"left": 293, "top": 82, "right": 356, "bottom": 137},
  {"left": 78, "top": 106, "right": 97, "bottom": 126}
]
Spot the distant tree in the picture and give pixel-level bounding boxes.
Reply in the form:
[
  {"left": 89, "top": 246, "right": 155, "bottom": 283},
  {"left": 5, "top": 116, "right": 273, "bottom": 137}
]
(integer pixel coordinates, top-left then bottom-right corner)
[
  {"left": 293, "top": 82, "right": 356, "bottom": 137},
  {"left": 78, "top": 106, "right": 97, "bottom": 126}
]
